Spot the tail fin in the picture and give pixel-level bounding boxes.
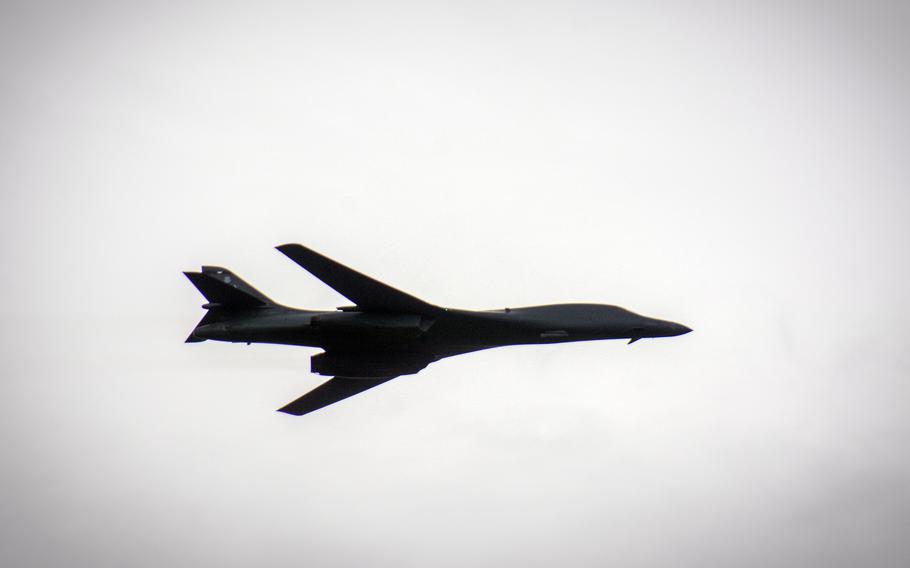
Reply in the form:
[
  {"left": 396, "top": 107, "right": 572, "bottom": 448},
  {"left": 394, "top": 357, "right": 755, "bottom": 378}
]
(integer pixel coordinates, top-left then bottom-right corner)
[
  {"left": 183, "top": 266, "right": 275, "bottom": 343},
  {"left": 183, "top": 266, "right": 274, "bottom": 309}
]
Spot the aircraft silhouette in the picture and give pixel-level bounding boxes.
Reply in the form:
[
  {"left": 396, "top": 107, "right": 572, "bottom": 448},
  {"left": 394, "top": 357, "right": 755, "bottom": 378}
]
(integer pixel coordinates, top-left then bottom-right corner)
[{"left": 184, "top": 244, "right": 691, "bottom": 416}]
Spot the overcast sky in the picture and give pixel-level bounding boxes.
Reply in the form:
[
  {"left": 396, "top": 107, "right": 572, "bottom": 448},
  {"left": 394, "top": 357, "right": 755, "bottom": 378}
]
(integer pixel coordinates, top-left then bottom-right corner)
[{"left": 2, "top": 1, "right": 909, "bottom": 566}]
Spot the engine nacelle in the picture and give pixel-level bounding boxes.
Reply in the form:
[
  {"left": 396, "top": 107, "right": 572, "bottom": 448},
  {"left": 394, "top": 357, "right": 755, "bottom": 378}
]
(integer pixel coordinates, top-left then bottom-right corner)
[{"left": 311, "top": 352, "right": 433, "bottom": 378}]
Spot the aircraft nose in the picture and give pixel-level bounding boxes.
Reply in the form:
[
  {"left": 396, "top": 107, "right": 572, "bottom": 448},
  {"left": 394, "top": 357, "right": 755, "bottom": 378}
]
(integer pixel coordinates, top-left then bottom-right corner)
[
  {"left": 648, "top": 319, "right": 691, "bottom": 337},
  {"left": 668, "top": 322, "right": 692, "bottom": 336}
]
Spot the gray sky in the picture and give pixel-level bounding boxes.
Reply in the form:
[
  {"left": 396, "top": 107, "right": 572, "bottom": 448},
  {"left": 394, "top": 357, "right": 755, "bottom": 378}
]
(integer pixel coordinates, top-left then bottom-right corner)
[{"left": 2, "top": 1, "right": 909, "bottom": 566}]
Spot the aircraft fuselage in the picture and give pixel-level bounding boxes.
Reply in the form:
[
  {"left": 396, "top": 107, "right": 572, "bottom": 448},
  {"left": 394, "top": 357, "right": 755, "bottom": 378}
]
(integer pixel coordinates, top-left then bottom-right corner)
[
  {"left": 192, "top": 303, "right": 691, "bottom": 373},
  {"left": 184, "top": 244, "right": 692, "bottom": 415}
]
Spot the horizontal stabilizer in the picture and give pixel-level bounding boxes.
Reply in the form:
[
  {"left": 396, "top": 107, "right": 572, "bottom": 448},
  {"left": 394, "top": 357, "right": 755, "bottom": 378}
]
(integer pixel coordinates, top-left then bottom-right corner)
[
  {"left": 184, "top": 297, "right": 231, "bottom": 343},
  {"left": 277, "top": 376, "right": 396, "bottom": 416},
  {"left": 276, "top": 244, "right": 438, "bottom": 315},
  {"left": 185, "top": 332, "right": 206, "bottom": 343}
]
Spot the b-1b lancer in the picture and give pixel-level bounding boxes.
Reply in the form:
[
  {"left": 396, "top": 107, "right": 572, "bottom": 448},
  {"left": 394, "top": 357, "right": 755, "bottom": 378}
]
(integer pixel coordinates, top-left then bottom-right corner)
[{"left": 184, "top": 244, "right": 691, "bottom": 416}]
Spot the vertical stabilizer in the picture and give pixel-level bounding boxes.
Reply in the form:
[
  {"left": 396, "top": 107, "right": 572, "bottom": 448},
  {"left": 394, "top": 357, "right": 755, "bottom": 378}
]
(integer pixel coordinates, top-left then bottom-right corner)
[
  {"left": 183, "top": 266, "right": 274, "bottom": 308},
  {"left": 183, "top": 266, "right": 276, "bottom": 342}
]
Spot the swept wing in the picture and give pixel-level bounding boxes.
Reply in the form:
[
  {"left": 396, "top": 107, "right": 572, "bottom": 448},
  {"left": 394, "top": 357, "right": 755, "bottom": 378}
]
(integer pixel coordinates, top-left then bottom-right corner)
[
  {"left": 278, "top": 376, "right": 397, "bottom": 416},
  {"left": 276, "top": 244, "right": 438, "bottom": 315}
]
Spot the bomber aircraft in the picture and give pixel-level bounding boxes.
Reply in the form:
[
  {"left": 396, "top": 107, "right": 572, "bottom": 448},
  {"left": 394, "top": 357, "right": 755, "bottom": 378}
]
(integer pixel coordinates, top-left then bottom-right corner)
[{"left": 184, "top": 244, "right": 691, "bottom": 415}]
